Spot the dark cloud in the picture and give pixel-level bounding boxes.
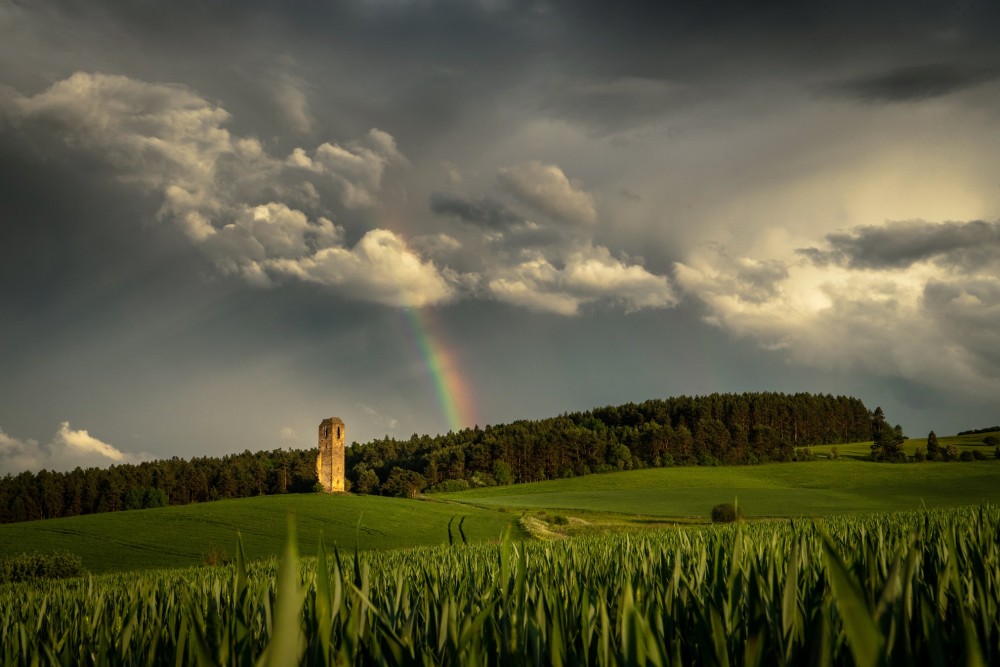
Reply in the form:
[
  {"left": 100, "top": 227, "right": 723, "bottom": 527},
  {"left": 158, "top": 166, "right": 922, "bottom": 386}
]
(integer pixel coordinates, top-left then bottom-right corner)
[
  {"left": 922, "top": 278, "right": 1000, "bottom": 377},
  {"left": 3, "top": 0, "right": 1000, "bottom": 466},
  {"left": 833, "top": 63, "right": 1000, "bottom": 103},
  {"left": 429, "top": 193, "right": 524, "bottom": 229},
  {"left": 800, "top": 220, "right": 1000, "bottom": 270}
]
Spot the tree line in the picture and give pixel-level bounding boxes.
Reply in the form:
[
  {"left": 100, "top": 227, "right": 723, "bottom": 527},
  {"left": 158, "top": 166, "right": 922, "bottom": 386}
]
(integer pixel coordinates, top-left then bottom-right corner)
[
  {"left": 347, "top": 392, "right": 874, "bottom": 496},
  {"left": 0, "top": 392, "right": 876, "bottom": 523},
  {"left": 0, "top": 449, "right": 317, "bottom": 524}
]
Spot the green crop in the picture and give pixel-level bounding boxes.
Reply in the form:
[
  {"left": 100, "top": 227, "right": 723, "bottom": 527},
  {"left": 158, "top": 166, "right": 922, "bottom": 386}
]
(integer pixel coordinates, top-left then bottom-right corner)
[{"left": 1, "top": 506, "right": 998, "bottom": 665}]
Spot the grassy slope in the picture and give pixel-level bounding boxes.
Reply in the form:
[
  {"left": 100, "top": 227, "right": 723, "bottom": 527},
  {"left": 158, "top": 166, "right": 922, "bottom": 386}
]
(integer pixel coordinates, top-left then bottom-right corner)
[
  {"left": 806, "top": 434, "right": 999, "bottom": 459},
  {"left": 443, "top": 459, "right": 1000, "bottom": 518},
  {"left": 0, "top": 494, "right": 521, "bottom": 573}
]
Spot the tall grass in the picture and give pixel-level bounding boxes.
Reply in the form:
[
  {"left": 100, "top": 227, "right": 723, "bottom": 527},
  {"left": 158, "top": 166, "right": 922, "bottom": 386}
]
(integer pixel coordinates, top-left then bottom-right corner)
[{"left": 1, "top": 506, "right": 998, "bottom": 665}]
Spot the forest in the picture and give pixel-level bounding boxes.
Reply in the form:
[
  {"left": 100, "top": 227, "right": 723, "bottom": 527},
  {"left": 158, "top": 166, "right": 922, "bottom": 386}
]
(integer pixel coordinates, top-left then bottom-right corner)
[{"left": 0, "top": 392, "right": 876, "bottom": 523}]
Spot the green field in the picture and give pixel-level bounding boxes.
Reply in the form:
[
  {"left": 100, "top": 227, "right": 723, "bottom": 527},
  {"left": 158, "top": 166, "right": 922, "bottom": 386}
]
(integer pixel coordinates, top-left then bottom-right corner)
[
  {"left": 4, "top": 507, "right": 999, "bottom": 664},
  {"left": 0, "top": 493, "right": 521, "bottom": 573},
  {"left": 4, "top": 455, "right": 1000, "bottom": 574},
  {"left": 806, "top": 433, "right": 999, "bottom": 459},
  {"left": 443, "top": 459, "right": 1000, "bottom": 518}
]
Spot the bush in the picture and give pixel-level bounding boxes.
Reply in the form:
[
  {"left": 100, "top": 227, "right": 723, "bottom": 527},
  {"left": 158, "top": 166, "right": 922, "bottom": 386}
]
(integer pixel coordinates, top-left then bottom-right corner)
[
  {"left": 828, "top": 446, "right": 839, "bottom": 460},
  {"left": 468, "top": 472, "right": 497, "bottom": 488},
  {"left": 972, "top": 450, "right": 987, "bottom": 461},
  {"left": 983, "top": 435, "right": 999, "bottom": 447},
  {"left": 426, "top": 478, "right": 470, "bottom": 493},
  {"left": 711, "top": 503, "right": 745, "bottom": 523},
  {"left": 201, "top": 544, "right": 231, "bottom": 567},
  {"left": 381, "top": 467, "right": 427, "bottom": 498},
  {"left": 0, "top": 551, "right": 86, "bottom": 583},
  {"left": 795, "top": 448, "right": 816, "bottom": 462},
  {"left": 943, "top": 444, "right": 960, "bottom": 461},
  {"left": 959, "top": 450, "right": 975, "bottom": 462}
]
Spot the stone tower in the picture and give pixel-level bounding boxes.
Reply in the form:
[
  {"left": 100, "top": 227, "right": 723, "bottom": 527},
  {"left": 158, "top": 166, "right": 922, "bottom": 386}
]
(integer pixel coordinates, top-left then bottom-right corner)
[{"left": 317, "top": 417, "right": 345, "bottom": 493}]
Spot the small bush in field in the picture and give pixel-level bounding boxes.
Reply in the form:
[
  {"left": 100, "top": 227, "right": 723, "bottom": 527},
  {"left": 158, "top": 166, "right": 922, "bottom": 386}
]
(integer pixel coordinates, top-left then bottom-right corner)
[{"left": 711, "top": 502, "right": 744, "bottom": 523}]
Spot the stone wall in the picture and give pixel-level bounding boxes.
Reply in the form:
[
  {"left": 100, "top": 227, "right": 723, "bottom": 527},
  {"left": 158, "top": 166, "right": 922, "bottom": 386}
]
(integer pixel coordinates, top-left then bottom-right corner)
[{"left": 317, "top": 417, "right": 345, "bottom": 493}]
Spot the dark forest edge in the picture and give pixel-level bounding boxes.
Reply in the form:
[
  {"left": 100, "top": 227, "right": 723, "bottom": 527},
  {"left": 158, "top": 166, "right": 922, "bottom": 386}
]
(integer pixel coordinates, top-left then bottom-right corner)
[{"left": 0, "top": 391, "right": 947, "bottom": 525}]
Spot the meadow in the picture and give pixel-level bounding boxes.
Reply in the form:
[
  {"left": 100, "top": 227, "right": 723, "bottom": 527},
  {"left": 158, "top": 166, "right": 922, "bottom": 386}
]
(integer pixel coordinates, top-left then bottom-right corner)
[
  {"left": 2, "top": 506, "right": 998, "bottom": 665},
  {"left": 808, "top": 432, "right": 998, "bottom": 459},
  {"left": 0, "top": 493, "right": 522, "bottom": 573},
  {"left": 442, "top": 458, "right": 1000, "bottom": 518},
  {"left": 4, "top": 458, "right": 1000, "bottom": 574}
]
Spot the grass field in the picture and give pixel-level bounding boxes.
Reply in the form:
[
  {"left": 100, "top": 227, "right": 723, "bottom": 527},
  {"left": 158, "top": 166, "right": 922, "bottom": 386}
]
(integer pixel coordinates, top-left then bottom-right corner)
[
  {"left": 804, "top": 433, "right": 999, "bottom": 459},
  {"left": 5, "top": 453, "right": 1000, "bottom": 574},
  {"left": 0, "top": 493, "right": 522, "bottom": 573},
  {"left": 443, "top": 459, "right": 1000, "bottom": 518}
]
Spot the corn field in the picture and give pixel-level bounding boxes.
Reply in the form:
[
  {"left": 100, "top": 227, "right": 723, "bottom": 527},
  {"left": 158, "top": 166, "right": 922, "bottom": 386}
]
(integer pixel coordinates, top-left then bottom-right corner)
[{"left": 2, "top": 506, "right": 999, "bottom": 666}]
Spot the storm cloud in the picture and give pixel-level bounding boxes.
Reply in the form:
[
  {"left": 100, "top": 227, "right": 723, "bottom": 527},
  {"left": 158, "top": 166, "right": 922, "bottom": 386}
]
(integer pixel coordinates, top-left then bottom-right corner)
[
  {"left": 1, "top": 0, "right": 999, "bottom": 465},
  {"left": 833, "top": 63, "right": 1000, "bottom": 103},
  {"left": 799, "top": 220, "right": 1000, "bottom": 270}
]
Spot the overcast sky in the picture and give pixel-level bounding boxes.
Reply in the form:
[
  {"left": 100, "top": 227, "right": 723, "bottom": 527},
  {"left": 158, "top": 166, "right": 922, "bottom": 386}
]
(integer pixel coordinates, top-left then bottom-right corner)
[{"left": 2, "top": 0, "right": 999, "bottom": 473}]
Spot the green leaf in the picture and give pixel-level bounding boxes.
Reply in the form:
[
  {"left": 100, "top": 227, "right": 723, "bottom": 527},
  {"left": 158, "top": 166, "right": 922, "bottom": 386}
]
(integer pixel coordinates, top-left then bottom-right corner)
[{"left": 818, "top": 524, "right": 884, "bottom": 667}]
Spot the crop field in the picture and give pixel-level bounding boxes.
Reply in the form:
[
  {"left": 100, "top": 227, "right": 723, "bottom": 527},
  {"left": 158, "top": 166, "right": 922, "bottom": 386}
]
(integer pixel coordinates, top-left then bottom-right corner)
[
  {"left": 443, "top": 459, "right": 1000, "bottom": 518},
  {"left": 2, "top": 506, "right": 998, "bottom": 665},
  {"left": 0, "top": 493, "right": 522, "bottom": 573}
]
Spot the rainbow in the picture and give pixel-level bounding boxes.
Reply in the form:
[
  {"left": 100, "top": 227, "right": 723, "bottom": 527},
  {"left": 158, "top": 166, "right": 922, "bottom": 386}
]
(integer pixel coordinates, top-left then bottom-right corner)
[{"left": 401, "top": 307, "right": 478, "bottom": 433}]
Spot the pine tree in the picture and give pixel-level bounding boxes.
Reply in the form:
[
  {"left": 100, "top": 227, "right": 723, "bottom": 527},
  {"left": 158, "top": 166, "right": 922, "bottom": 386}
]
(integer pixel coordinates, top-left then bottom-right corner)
[
  {"left": 870, "top": 407, "right": 888, "bottom": 461},
  {"left": 926, "top": 431, "right": 940, "bottom": 459}
]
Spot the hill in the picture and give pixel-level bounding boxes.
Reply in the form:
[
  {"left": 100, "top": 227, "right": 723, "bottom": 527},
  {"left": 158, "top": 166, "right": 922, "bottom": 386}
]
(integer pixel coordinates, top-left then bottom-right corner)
[
  {"left": 442, "top": 458, "right": 1000, "bottom": 518},
  {"left": 0, "top": 493, "right": 522, "bottom": 573},
  {"left": 0, "top": 391, "right": 877, "bottom": 525}
]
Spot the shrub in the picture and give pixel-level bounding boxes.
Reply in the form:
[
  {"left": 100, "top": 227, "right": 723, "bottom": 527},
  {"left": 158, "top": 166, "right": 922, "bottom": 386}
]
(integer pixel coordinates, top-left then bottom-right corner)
[
  {"left": 959, "top": 450, "right": 975, "bottom": 462},
  {"left": 492, "top": 460, "right": 514, "bottom": 486},
  {"left": 426, "top": 478, "right": 470, "bottom": 493},
  {"left": 972, "top": 450, "right": 987, "bottom": 461},
  {"left": 551, "top": 515, "right": 570, "bottom": 526},
  {"left": 983, "top": 435, "right": 999, "bottom": 447},
  {"left": 0, "top": 551, "right": 86, "bottom": 583},
  {"left": 828, "top": 446, "right": 839, "bottom": 460},
  {"left": 381, "top": 467, "right": 427, "bottom": 498},
  {"left": 468, "top": 472, "right": 497, "bottom": 488},
  {"left": 202, "top": 544, "right": 231, "bottom": 567},
  {"left": 943, "top": 444, "right": 960, "bottom": 461},
  {"left": 711, "top": 502, "right": 745, "bottom": 523},
  {"left": 912, "top": 447, "right": 926, "bottom": 462},
  {"left": 795, "top": 448, "right": 816, "bottom": 462}
]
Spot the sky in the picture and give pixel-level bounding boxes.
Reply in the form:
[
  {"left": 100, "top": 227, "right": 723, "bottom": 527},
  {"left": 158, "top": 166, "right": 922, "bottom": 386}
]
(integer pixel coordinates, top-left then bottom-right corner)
[{"left": 1, "top": 0, "right": 999, "bottom": 473}]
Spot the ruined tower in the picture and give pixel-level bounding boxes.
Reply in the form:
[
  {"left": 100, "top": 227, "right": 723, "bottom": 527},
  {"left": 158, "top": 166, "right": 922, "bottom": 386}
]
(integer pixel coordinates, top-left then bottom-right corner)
[{"left": 317, "top": 417, "right": 345, "bottom": 493}]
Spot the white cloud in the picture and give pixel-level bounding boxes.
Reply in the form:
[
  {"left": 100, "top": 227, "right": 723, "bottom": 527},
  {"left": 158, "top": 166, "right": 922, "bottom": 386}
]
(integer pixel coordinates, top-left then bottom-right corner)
[
  {"left": 0, "top": 422, "right": 146, "bottom": 474},
  {"left": 265, "top": 228, "right": 457, "bottom": 307},
  {"left": 2, "top": 72, "right": 448, "bottom": 307},
  {"left": 279, "top": 426, "right": 300, "bottom": 442},
  {"left": 487, "top": 245, "right": 676, "bottom": 315},
  {"left": 498, "top": 160, "right": 597, "bottom": 225},
  {"left": 675, "top": 220, "right": 1000, "bottom": 393},
  {"left": 2, "top": 73, "right": 679, "bottom": 317}
]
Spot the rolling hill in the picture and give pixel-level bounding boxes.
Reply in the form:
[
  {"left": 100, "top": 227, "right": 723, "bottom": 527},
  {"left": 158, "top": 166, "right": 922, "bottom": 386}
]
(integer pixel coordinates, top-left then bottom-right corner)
[
  {"left": 0, "top": 493, "right": 522, "bottom": 573},
  {"left": 442, "top": 458, "right": 1000, "bottom": 518}
]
